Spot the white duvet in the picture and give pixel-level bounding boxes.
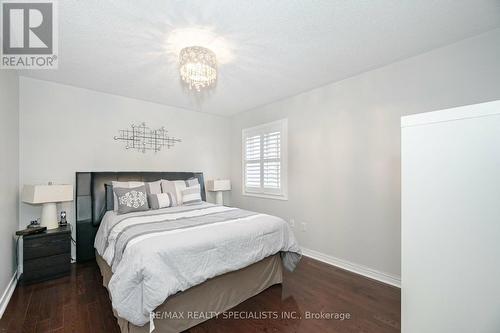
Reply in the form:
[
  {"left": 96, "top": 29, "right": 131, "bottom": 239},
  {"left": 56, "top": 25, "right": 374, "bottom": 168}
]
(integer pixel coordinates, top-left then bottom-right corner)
[{"left": 94, "top": 203, "right": 301, "bottom": 326}]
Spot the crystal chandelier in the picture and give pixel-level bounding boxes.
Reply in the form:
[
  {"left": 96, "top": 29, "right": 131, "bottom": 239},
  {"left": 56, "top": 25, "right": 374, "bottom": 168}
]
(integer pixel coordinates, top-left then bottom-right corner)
[{"left": 179, "top": 46, "right": 217, "bottom": 91}]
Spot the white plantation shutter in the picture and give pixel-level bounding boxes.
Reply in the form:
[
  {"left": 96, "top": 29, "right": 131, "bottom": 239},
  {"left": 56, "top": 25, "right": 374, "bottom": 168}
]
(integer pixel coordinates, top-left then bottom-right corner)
[
  {"left": 243, "top": 120, "right": 287, "bottom": 199},
  {"left": 263, "top": 131, "right": 281, "bottom": 191},
  {"left": 244, "top": 134, "right": 261, "bottom": 189}
]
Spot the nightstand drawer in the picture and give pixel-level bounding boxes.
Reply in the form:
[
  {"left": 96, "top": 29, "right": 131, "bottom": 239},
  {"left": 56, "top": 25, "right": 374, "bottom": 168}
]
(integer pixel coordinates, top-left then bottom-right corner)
[
  {"left": 23, "top": 254, "right": 71, "bottom": 283},
  {"left": 24, "top": 234, "right": 70, "bottom": 260}
]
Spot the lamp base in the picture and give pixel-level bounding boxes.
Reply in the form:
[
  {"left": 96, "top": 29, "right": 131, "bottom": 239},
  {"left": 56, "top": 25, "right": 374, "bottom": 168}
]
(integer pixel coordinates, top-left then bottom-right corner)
[
  {"left": 41, "top": 202, "right": 59, "bottom": 230},
  {"left": 215, "top": 191, "right": 224, "bottom": 206}
]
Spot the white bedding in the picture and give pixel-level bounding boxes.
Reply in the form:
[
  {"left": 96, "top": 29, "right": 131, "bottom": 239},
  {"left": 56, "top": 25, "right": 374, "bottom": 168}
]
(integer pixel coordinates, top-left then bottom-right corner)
[{"left": 94, "top": 202, "right": 301, "bottom": 326}]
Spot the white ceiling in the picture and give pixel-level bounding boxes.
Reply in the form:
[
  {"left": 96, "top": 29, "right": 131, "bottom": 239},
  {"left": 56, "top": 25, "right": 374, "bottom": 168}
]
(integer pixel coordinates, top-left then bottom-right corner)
[{"left": 22, "top": 0, "right": 500, "bottom": 116}]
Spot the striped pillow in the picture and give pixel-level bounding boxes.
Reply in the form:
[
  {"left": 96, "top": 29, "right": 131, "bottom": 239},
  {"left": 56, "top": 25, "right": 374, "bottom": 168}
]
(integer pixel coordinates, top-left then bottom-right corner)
[
  {"left": 181, "top": 185, "right": 202, "bottom": 205},
  {"left": 148, "top": 193, "right": 176, "bottom": 209}
]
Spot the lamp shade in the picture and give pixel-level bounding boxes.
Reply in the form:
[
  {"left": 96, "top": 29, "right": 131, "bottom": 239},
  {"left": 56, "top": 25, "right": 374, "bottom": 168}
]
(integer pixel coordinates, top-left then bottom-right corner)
[
  {"left": 206, "top": 179, "right": 231, "bottom": 192},
  {"left": 22, "top": 184, "right": 73, "bottom": 204}
]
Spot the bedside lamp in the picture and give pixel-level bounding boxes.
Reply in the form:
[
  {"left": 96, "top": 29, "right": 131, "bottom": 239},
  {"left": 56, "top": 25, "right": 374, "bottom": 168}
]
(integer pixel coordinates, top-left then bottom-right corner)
[
  {"left": 206, "top": 179, "right": 231, "bottom": 206},
  {"left": 22, "top": 184, "right": 73, "bottom": 229}
]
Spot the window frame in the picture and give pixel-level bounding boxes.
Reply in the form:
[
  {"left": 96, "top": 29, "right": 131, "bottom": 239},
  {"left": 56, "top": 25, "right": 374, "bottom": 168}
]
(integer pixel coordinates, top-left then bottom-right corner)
[{"left": 241, "top": 119, "right": 288, "bottom": 200}]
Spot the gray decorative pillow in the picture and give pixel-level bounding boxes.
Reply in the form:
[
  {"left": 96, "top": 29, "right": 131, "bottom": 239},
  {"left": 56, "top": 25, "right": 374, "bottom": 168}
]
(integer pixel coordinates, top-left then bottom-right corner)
[
  {"left": 111, "top": 181, "right": 144, "bottom": 212},
  {"left": 148, "top": 193, "right": 176, "bottom": 210},
  {"left": 113, "top": 185, "right": 150, "bottom": 214}
]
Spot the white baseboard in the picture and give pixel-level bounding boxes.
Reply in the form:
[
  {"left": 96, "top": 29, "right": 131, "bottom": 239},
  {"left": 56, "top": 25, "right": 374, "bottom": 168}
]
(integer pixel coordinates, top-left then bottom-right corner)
[
  {"left": 301, "top": 248, "right": 401, "bottom": 288},
  {"left": 0, "top": 270, "right": 18, "bottom": 319}
]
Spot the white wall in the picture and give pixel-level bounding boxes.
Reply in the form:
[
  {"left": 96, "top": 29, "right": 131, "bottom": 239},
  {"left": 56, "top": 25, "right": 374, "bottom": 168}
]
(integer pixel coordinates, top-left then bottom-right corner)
[
  {"left": 0, "top": 70, "right": 19, "bottom": 312},
  {"left": 19, "top": 77, "right": 232, "bottom": 259},
  {"left": 229, "top": 28, "right": 500, "bottom": 280}
]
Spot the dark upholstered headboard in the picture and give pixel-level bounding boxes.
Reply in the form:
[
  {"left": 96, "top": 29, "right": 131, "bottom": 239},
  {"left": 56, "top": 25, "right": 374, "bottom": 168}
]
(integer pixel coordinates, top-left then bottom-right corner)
[{"left": 75, "top": 171, "right": 206, "bottom": 261}]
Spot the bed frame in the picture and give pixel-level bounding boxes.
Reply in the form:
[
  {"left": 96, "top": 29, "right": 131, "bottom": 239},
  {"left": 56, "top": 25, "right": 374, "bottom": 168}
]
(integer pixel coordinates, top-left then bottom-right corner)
[
  {"left": 75, "top": 171, "right": 206, "bottom": 262},
  {"left": 76, "top": 172, "right": 283, "bottom": 332},
  {"left": 96, "top": 252, "right": 282, "bottom": 333}
]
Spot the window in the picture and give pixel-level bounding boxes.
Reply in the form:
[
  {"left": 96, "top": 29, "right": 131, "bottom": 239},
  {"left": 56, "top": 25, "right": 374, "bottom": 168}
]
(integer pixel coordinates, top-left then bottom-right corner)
[{"left": 242, "top": 119, "right": 288, "bottom": 200}]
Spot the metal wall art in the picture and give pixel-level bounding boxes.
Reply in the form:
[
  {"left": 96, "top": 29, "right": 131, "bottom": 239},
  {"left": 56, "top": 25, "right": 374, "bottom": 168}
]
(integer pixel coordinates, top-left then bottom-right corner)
[{"left": 114, "top": 122, "right": 181, "bottom": 153}]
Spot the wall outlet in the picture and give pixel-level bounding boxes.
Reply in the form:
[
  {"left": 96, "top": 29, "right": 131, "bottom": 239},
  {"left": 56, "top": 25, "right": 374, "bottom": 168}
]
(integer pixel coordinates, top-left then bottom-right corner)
[
  {"left": 300, "top": 222, "right": 307, "bottom": 232},
  {"left": 289, "top": 218, "right": 295, "bottom": 227}
]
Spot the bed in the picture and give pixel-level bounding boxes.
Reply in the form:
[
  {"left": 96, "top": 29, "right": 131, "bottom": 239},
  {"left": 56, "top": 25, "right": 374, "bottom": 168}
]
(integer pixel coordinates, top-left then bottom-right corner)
[{"left": 76, "top": 172, "right": 301, "bottom": 333}]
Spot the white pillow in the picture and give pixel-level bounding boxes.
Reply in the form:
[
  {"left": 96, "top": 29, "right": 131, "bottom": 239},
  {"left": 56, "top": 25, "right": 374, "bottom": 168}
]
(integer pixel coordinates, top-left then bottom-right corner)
[
  {"left": 112, "top": 181, "right": 144, "bottom": 211},
  {"left": 145, "top": 180, "right": 162, "bottom": 195},
  {"left": 181, "top": 185, "right": 202, "bottom": 205},
  {"left": 161, "top": 178, "right": 200, "bottom": 205},
  {"left": 160, "top": 180, "right": 178, "bottom": 202}
]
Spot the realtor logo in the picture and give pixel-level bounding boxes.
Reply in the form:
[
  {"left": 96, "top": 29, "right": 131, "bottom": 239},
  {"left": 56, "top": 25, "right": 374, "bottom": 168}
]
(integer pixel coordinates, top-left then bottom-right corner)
[{"left": 1, "top": 0, "right": 58, "bottom": 69}]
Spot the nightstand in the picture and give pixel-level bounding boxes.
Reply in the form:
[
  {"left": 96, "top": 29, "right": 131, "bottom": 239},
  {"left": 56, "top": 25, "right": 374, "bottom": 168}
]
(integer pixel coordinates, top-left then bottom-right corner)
[{"left": 22, "top": 226, "right": 71, "bottom": 284}]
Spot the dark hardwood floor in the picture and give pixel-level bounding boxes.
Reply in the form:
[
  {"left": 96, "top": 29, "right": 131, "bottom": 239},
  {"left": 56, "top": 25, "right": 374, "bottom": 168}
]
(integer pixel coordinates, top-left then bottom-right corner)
[{"left": 0, "top": 257, "right": 400, "bottom": 333}]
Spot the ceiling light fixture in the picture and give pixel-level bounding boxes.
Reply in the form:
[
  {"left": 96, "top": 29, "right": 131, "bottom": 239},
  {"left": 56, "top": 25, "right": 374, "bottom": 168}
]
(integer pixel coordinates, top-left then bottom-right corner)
[{"left": 179, "top": 46, "right": 217, "bottom": 91}]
